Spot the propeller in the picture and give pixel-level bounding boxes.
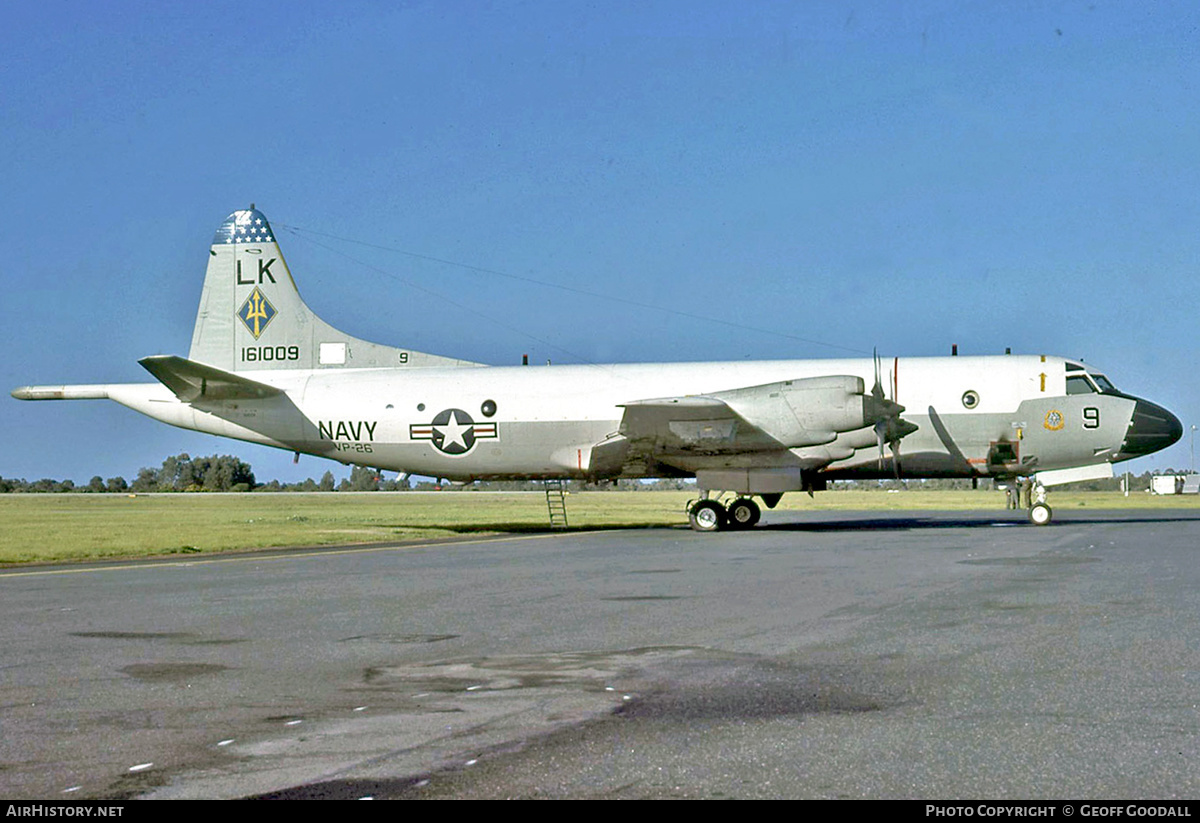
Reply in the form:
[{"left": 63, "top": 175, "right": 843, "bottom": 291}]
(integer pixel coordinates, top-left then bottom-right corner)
[
  {"left": 871, "top": 350, "right": 888, "bottom": 468},
  {"left": 868, "top": 349, "right": 917, "bottom": 478}
]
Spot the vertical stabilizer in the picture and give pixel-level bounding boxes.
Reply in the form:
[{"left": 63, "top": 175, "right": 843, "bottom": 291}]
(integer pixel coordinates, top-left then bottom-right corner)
[{"left": 188, "top": 207, "right": 481, "bottom": 372}]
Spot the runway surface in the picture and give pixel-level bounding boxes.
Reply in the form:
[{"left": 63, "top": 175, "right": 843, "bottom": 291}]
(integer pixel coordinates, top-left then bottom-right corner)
[{"left": 3, "top": 508, "right": 1200, "bottom": 799}]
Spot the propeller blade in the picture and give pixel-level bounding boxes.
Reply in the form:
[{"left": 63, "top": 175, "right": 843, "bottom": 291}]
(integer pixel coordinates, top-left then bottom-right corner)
[
  {"left": 871, "top": 348, "right": 885, "bottom": 401},
  {"left": 869, "top": 350, "right": 917, "bottom": 476}
]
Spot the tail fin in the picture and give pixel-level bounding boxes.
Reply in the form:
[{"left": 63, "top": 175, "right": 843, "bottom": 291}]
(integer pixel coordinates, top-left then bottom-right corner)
[{"left": 188, "top": 207, "right": 481, "bottom": 372}]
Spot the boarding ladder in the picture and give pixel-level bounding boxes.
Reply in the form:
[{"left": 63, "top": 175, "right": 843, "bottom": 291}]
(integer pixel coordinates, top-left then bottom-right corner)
[{"left": 544, "top": 479, "right": 569, "bottom": 529}]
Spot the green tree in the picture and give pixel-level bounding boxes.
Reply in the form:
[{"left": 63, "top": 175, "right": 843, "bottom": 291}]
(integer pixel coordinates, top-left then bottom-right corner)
[
  {"left": 130, "top": 467, "right": 159, "bottom": 493},
  {"left": 346, "top": 465, "right": 380, "bottom": 491},
  {"left": 157, "top": 454, "right": 190, "bottom": 491}
]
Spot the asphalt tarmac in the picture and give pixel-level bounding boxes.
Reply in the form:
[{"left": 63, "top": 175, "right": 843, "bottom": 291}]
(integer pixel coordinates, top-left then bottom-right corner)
[{"left": 3, "top": 508, "right": 1200, "bottom": 799}]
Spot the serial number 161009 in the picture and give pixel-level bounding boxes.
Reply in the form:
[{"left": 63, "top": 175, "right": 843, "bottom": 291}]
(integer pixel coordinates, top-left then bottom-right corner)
[{"left": 242, "top": 346, "right": 300, "bottom": 362}]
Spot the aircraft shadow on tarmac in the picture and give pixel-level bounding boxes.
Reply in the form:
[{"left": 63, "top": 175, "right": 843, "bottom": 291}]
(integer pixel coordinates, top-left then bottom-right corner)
[
  {"left": 752, "top": 511, "right": 1200, "bottom": 533},
  {"left": 374, "top": 510, "right": 1200, "bottom": 537}
]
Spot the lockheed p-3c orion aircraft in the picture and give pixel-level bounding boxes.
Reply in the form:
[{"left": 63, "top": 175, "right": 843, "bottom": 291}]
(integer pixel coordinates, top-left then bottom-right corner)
[{"left": 12, "top": 207, "right": 1183, "bottom": 530}]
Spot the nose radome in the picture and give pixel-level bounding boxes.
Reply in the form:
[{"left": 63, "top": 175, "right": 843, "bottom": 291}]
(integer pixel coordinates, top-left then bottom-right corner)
[{"left": 1118, "top": 399, "right": 1183, "bottom": 459}]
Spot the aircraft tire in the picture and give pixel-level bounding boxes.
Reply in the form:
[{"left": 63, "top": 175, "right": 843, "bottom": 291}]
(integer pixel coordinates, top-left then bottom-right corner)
[
  {"left": 726, "top": 498, "right": 761, "bottom": 529},
  {"left": 1029, "top": 502, "right": 1053, "bottom": 526},
  {"left": 688, "top": 500, "right": 727, "bottom": 532}
]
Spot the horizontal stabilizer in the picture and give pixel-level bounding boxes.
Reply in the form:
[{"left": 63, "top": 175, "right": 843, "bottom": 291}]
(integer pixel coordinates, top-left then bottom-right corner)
[{"left": 139, "top": 355, "right": 283, "bottom": 402}]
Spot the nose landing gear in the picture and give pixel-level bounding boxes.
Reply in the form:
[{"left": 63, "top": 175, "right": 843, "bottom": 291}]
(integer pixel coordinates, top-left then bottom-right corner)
[
  {"left": 1027, "top": 481, "right": 1053, "bottom": 525},
  {"left": 1029, "top": 500, "right": 1053, "bottom": 525},
  {"left": 1012, "top": 477, "right": 1053, "bottom": 525}
]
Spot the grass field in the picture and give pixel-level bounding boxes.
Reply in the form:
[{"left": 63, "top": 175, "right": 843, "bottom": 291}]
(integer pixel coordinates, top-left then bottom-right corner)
[{"left": 2, "top": 489, "right": 1198, "bottom": 565}]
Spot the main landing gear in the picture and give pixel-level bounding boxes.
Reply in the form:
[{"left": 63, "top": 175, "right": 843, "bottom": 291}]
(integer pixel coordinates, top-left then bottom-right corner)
[{"left": 686, "top": 494, "right": 770, "bottom": 532}]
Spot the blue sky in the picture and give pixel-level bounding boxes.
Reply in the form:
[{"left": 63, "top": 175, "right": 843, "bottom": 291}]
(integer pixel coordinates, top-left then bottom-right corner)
[{"left": 3, "top": 0, "right": 1198, "bottom": 484}]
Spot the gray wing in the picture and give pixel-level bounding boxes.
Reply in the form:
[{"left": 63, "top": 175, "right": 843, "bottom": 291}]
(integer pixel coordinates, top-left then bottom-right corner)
[{"left": 592, "top": 375, "right": 905, "bottom": 476}]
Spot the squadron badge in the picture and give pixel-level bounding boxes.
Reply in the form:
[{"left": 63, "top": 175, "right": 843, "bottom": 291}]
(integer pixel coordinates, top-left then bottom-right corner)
[
  {"left": 1043, "top": 409, "right": 1065, "bottom": 431},
  {"left": 237, "top": 287, "right": 276, "bottom": 339},
  {"left": 410, "top": 408, "right": 498, "bottom": 456}
]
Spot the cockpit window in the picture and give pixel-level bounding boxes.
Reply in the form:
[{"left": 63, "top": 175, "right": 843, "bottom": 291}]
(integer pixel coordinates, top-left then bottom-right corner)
[
  {"left": 1066, "top": 374, "right": 1118, "bottom": 395},
  {"left": 1066, "top": 375, "right": 1096, "bottom": 395}
]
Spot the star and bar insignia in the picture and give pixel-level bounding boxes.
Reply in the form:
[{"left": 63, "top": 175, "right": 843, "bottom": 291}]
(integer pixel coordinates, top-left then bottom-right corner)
[{"left": 410, "top": 408, "right": 498, "bottom": 456}]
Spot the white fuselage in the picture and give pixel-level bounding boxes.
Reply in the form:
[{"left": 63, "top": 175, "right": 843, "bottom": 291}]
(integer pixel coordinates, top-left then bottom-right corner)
[
  {"left": 15, "top": 206, "right": 1182, "bottom": 506},
  {"left": 93, "top": 354, "right": 1142, "bottom": 486}
]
